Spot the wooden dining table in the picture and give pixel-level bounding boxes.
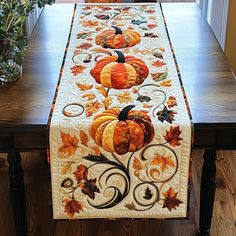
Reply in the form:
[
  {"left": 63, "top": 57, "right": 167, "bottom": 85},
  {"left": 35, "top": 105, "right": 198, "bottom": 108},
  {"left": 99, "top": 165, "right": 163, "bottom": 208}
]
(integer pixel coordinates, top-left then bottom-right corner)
[{"left": 0, "top": 3, "right": 236, "bottom": 236}]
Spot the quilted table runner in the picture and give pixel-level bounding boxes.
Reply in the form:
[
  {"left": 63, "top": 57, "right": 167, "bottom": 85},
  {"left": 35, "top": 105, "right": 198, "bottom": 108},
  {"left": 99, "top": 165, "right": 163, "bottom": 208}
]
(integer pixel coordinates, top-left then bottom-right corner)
[{"left": 50, "top": 3, "right": 191, "bottom": 219}]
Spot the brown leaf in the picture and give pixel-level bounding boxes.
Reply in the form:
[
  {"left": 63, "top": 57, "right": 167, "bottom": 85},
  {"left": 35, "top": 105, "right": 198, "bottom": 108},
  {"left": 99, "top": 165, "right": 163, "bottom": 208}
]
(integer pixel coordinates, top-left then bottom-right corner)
[
  {"left": 73, "top": 164, "right": 88, "bottom": 183},
  {"left": 76, "top": 83, "right": 93, "bottom": 91},
  {"left": 95, "top": 85, "right": 107, "bottom": 97},
  {"left": 80, "top": 178, "right": 100, "bottom": 199},
  {"left": 64, "top": 198, "right": 83, "bottom": 219},
  {"left": 124, "top": 202, "right": 136, "bottom": 210},
  {"left": 71, "top": 65, "right": 86, "bottom": 76},
  {"left": 76, "top": 43, "right": 92, "bottom": 50},
  {"left": 81, "top": 93, "right": 96, "bottom": 101},
  {"left": 116, "top": 91, "right": 132, "bottom": 103},
  {"left": 58, "top": 132, "right": 78, "bottom": 158},
  {"left": 151, "top": 154, "right": 175, "bottom": 172},
  {"left": 143, "top": 187, "right": 153, "bottom": 200},
  {"left": 164, "top": 126, "right": 182, "bottom": 147},
  {"left": 167, "top": 96, "right": 177, "bottom": 108},
  {"left": 102, "top": 96, "right": 112, "bottom": 109},
  {"left": 162, "top": 187, "right": 183, "bottom": 211},
  {"left": 80, "top": 130, "right": 89, "bottom": 147}
]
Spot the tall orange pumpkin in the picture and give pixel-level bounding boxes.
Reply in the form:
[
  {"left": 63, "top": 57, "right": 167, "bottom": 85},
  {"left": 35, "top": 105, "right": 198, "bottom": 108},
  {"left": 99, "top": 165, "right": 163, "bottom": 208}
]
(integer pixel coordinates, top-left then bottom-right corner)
[
  {"left": 96, "top": 26, "right": 141, "bottom": 49},
  {"left": 89, "top": 105, "right": 154, "bottom": 155},
  {"left": 90, "top": 51, "right": 149, "bottom": 89}
]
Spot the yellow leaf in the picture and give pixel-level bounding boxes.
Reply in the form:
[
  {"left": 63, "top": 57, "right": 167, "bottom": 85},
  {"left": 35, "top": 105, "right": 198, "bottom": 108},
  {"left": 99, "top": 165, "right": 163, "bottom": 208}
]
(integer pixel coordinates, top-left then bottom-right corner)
[
  {"left": 76, "top": 83, "right": 93, "bottom": 91},
  {"left": 116, "top": 91, "right": 132, "bottom": 103},
  {"left": 80, "top": 130, "right": 89, "bottom": 147},
  {"left": 81, "top": 93, "right": 96, "bottom": 101},
  {"left": 95, "top": 85, "right": 107, "bottom": 97},
  {"left": 103, "top": 96, "right": 113, "bottom": 109},
  {"left": 160, "top": 80, "right": 172, "bottom": 87},
  {"left": 61, "top": 162, "right": 73, "bottom": 175}
]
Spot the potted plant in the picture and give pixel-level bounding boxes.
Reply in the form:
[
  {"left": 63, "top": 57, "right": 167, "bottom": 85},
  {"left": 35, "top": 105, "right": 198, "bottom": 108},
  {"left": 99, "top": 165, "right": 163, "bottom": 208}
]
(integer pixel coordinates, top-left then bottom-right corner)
[{"left": 0, "top": 0, "right": 54, "bottom": 83}]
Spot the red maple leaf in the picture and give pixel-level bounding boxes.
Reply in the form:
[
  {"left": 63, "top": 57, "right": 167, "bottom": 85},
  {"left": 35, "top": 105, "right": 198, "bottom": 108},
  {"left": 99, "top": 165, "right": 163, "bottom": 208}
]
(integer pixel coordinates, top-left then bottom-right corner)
[
  {"left": 162, "top": 187, "right": 183, "bottom": 211},
  {"left": 73, "top": 164, "right": 88, "bottom": 183},
  {"left": 164, "top": 126, "right": 182, "bottom": 146},
  {"left": 63, "top": 198, "right": 83, "bottom": 219},
  {"left": 71, "top": 65, "right": 86, "bottom": 76}
]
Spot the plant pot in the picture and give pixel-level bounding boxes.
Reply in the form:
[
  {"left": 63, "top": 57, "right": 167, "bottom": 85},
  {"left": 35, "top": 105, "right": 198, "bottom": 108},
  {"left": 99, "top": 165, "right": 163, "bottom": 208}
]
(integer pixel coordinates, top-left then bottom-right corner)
[{"left": 0, "top": 59, "right": 22, "bottom": 83}]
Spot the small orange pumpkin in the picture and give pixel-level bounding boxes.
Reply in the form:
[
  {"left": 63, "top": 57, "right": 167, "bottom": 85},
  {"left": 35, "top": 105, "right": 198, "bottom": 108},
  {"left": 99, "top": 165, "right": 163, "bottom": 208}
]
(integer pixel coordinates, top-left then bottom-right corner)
[
  {"left": 89, "top": 105, "right": 154, "bottom": 155},
  {"left": 90, "top": 51, "right": 149, "bottom": 89},
  {"left": 96, "top": 26, "right": 141, "bottom": 49}
]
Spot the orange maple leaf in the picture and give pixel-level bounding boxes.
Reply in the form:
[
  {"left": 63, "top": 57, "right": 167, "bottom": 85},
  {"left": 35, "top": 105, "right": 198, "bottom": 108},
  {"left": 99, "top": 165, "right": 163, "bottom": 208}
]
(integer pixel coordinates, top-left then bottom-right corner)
[
  {"left": 151, "top": 154, "right": 175, "bottom": 171},
  {"left": 116, "top": 91, "right": 132, "bottom": 103},
  {"left": 82, "top": 20, "right": 99, "bottom": 27},
  {"left": 162, "top": 187, "right": 183, "bottom": 211},
  {"left": 152, "top": 60, "right": 166, "bottom": 67},
  {"left": 147, "top": 23, "right": 157, "bottom": 29},
  {"left": 76, "top": 83, "right": 93, "bottom": 91},
  {"left": 164, "top": 126, "right": 182, "bottom": 147},
  {"left": 80, "top": 130, "right": 89, "bottom": 147},
  {"left": 58, "top": 132, "right": 78, "bottom": 157},
  {"left": 85, "top": 101, "right": 102, "bottom": 117},
  {"left": 71, "top": 65, "right": 86, "bottom": 76},
  {"left": 73, "top": 164, "right": 88, "bottom": 182}
]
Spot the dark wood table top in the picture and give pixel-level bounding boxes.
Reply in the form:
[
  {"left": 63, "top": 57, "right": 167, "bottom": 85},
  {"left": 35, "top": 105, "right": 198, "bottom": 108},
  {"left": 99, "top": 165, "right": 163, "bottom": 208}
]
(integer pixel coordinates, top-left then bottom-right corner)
[{"left": 0, "top": 3, "right": 236, "bottom": 151}]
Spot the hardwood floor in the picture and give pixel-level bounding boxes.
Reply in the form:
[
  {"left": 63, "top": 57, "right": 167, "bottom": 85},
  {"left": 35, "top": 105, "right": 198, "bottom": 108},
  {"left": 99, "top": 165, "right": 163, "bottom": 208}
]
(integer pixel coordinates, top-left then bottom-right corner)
[{"left": 0, "top": 150, "right": 235, "bottom": 235}]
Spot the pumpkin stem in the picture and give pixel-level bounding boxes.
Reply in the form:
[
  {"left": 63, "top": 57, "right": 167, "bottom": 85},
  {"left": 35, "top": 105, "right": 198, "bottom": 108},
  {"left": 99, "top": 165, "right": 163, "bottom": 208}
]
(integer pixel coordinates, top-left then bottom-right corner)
[
  {"left": 115, "top": 50, "right": 125, "bottom": 63},
  {"left": 118, "top": 105, "right": 135, "bottom": 121},
  {"left": 112, "top": 26, "right": 122, "bottom": 35}
]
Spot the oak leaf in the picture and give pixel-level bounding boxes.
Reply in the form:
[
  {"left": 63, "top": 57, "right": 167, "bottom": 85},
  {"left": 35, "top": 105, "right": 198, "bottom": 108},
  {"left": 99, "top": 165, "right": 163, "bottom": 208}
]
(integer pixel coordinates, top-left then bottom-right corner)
[
  {"left": 162, "top": 187, "right": 183, "bottom": 211},
  {"left": 58, "top": 132, "right": 78, "bottom": 157},
  {"left": 151, "top": 154, "right": 175, "bottom": 172},
  {"left": 80, "top": 178, "right": 100, "bottom": 199},
  {"left": 156, "top": 106, "right": 176, "bottom": 124},
  {"left": 80, "top": 130, "right": 89, "bottom": 147},
  {"left": 64, "top": 198, "right": 83, "bottom": 219},
  {"left": 71, "top": 65, "right": 86, "bottom": 76},
  {"left": 167, "top": 96, "right": 177, "bottom": 108},
  {"left": 143, "top": 187, "right": 153, "bottom": 200},
  {"left": 164, "top": 126, "right": 182, "bottom": 147},
  {"left": 76, "top": 83, "right": 93, "bottom": 91}
]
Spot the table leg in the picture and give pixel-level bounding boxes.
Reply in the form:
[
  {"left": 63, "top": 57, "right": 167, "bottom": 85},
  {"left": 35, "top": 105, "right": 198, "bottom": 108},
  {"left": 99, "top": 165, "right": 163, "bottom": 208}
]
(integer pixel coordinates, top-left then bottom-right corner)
[
  {"left": 199, "top": 149, "right": 216, "bottom": 236},
  {"left": 7, "top": 152, "right": 27, "bottom": 236}
]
